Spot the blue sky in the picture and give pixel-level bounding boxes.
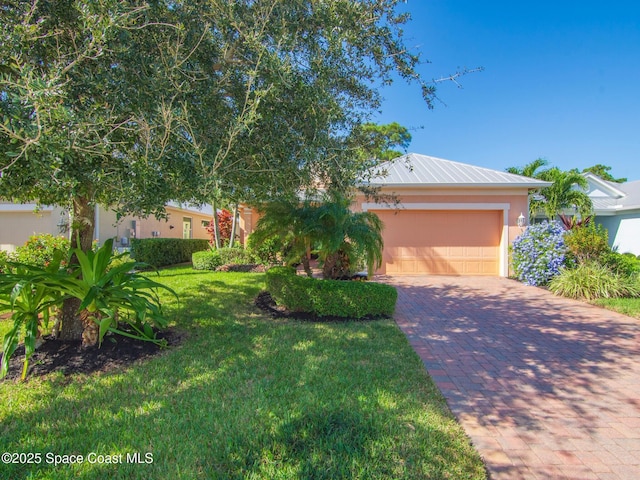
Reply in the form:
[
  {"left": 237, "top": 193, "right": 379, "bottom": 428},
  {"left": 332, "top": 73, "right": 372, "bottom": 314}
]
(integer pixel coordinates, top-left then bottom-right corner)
[{"left": 374, "top": 0, "right": 640, "bottom": 181}]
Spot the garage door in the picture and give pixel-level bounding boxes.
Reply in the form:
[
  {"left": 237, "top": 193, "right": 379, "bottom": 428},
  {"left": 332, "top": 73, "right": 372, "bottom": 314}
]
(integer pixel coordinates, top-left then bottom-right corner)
[{"left": 374, "top": 210, "right": 501, "bottom": 275}]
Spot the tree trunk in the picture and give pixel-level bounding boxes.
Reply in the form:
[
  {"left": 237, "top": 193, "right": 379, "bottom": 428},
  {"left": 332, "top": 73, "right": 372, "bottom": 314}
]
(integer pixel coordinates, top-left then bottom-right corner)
[
  {"left": 212, "top": 197, "right": 221, "bottom": 249},
  {"left": 56, "top": 195, "right": 96, "bottom": 343},
  {"left": 229, "top": 203, "right": 239, "bottom": 248}
]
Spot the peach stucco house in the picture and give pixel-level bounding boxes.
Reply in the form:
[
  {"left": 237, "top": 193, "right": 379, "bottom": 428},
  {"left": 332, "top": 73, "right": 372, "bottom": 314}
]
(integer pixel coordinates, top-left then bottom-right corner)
[
  {"left": 0, "top": 201, "right": 212, "bottom": 253},
  {"left": 240, "top": 153, "right": 551, "bottom": 277}
]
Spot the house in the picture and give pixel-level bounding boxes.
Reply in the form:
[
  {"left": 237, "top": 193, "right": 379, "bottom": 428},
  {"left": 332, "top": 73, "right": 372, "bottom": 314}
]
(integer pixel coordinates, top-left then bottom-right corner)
[
  {"left": 583, "top": 173, "right": 640, "bottom": 256},
  {"left": 0, "top": 201, "right": 213, "bottom": 253},
  {"left": 240, "top": 153, "right": 550, "bottom": 277}
]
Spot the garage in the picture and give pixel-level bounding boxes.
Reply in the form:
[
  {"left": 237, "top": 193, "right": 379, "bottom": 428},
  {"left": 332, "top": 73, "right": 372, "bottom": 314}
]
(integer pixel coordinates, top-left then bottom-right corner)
[{"left": 373, "top": 209, "right": 502, "bottom": 275}]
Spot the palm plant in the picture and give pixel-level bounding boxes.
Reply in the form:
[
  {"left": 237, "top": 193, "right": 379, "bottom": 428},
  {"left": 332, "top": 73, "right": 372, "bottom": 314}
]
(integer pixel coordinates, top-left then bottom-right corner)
[
  {"left": 313, "top": 193, "right": 384, "bottom": 280},
  {"left": 507, "top": 159, "right": 592, "bottom": 220},
  {"left": 250, "top": 193, "right": 384, "bottom": 279},
  {"left": 250, "top": 200, "right": 317, "bottom": 277},
  {"left": 537, "top": 167, "right": 592, "bottom": 219}
]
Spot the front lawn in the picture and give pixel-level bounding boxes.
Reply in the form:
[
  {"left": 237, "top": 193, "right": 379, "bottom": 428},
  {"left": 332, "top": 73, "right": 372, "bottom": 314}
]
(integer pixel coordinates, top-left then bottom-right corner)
[
  {"left": 592, "top": 297, "right": 640, "bottom": 318},
  {"left": 0, "top": 267, "right": 486, "bottom": 479}
]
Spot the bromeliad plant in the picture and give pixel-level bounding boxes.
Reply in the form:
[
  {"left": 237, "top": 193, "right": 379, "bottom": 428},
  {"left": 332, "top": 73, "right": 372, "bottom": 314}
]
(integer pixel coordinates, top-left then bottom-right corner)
[
  {"left": 59, "top": 238, "right": 177, "bottom": 349},
  {"left": 0, "top": 255, "right": 65, "bottom": 379},
  {"left": 0, "top": 239, "right": 177, "bottom": 379}
]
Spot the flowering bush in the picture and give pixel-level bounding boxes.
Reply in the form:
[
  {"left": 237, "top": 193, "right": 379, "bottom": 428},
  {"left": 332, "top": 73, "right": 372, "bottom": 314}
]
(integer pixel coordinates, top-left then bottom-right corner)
[
  {"left": 13, "top": 234, "right": 70, "bottom": 268},
  {"left": 511, "top": 221, "right": 567, "bottom": 286}
]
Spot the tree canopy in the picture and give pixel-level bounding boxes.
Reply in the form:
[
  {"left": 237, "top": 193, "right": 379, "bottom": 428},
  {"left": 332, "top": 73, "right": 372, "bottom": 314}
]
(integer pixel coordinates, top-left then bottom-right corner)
[
  {"left": 1, "top": 0, "right": 434, "bottom": 241},
  {"left": 507, "top": 159, "right": 592, "bottom": 220},
  {"left": 581, "top": 164, "right": 627, "bottom": 183}
]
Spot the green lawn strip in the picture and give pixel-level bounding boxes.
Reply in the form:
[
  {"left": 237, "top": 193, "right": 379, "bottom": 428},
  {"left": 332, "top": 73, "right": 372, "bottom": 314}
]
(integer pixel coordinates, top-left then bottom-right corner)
[
  {"left": 592, "top": 297, "right": 640, "bottom": 318},
  {"left": 1, "top": 267, "right": 485, "bottom": 479}
]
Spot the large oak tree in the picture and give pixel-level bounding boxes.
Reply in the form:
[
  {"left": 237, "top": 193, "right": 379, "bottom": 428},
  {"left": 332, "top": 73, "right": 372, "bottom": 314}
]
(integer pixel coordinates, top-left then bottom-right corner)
[{"left": 1, "top": 0, "right": 441, "bottom": 341}]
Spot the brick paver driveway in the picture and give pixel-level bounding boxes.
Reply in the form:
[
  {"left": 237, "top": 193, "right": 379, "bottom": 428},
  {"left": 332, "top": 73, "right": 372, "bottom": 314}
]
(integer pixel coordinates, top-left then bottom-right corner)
[{"left": 382, "top": 275, "right": 640, "bottom": 480}]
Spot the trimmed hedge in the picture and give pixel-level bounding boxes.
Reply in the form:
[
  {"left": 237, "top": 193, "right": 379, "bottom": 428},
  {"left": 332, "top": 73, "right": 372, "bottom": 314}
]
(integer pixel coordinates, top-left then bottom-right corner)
[
  {"left": 192, "top": 250, "right": 223, "bottom": 270},
  {"left": 265, "top": 267, "right": 397, "bottom": 319},
  {"left": 217, "top": 247, "right": 255, "bottom": 265},
  {"left": 131, "top": 238, "right": 210, "bottom": 267}
]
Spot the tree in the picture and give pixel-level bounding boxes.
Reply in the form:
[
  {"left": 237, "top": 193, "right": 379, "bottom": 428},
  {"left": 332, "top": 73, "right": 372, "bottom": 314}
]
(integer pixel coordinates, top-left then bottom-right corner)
[
  {"left": 507, "top": 159, "right": 592, "bottom": 220},
  {"left": 251, "top": 192, "right": 384, "bottom": 279},
  {"left": 314, "top": 192, "right": 384, "bottom": 280},
  {"left": 1, "top": 1, "right": 452, "bottom": 343},
  {"left": 506, "top": 158, "right": 549, "bottom": 178},
  {"left": 536, "top": 168, "right": 592, "bottom": 220},
  {"left": 582, "top": 164, "right": 627, "bottom": 183}
]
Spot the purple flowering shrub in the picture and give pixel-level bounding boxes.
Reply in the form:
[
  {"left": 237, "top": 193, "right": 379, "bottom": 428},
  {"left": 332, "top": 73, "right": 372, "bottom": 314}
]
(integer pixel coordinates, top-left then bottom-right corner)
[{"left": 511, "top": 221, "right": 567, "bottom": 286}]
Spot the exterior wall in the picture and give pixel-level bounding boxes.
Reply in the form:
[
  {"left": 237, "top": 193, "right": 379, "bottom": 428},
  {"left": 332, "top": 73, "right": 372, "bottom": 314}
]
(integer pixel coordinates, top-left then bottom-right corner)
[
  {"left": 0, "top": 203, "right": 213, "bottom": 252},
  {"left": 355, "top": 188, "right": 531, "bottom": 277},
  {"left": 238, "top": 188, "right": 532, "bottom": 276},
  {"left": 354, "top": 189, "right": 531, "bottom": 245},
  {"left": 595, "top": 213, "right": 640, "bottom": 256},
  {"left": 0, "top": 203, "right": 65, "bottom": 251}
]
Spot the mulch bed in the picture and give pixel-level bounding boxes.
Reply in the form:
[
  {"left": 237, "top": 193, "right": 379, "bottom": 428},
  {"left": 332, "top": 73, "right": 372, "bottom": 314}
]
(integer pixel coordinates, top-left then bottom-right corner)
[{"left": 1, "top": 328, "right": 183, "bottom": 381}]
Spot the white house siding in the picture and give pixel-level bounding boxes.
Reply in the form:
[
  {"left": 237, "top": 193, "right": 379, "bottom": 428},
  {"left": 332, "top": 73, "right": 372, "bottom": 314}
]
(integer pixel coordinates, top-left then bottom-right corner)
[{"left": 596, "top": 213, "right": 640, "bottom": 256}]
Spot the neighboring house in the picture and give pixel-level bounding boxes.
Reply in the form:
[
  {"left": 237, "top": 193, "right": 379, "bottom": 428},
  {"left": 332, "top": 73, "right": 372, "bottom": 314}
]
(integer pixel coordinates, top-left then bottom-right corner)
[
  {"left": 0, "top": 201, "right": 213, "bottom": 252},
  {"left": 240, "top": 153, "right": 551, "bottom": 277},
  {"left": 583, "top": 173, "right": 640, "bottom": 256}
]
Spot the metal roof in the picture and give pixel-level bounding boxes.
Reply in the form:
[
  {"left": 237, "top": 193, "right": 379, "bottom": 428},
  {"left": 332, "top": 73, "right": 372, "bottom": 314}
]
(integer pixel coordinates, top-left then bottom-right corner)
[
  {"left": 587, "top": 178, "right": 640, "bottom": 214},
  {"left": 367, "top": 153, "right": 551, "bottom": 188}
]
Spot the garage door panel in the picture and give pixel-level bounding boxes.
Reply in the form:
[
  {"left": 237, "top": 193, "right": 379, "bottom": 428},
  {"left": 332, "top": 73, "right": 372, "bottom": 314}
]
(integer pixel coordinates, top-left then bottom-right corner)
[{"left": 376, "top": 210, "right": 501, "bottom": 276}]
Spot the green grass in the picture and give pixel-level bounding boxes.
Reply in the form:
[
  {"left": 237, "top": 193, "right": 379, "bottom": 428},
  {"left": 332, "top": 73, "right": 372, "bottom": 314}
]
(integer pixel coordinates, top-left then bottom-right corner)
[
  {"left": 0, "top": 267, "right": 486, "bottom": 479},
  {"left": 592, "top": 296, "right": 640, "bottom": 318}
]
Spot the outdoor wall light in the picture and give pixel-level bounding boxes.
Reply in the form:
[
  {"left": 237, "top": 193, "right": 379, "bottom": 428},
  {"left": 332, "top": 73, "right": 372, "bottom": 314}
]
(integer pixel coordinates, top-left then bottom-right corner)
[
  {"left": 517, "top": 212, "right": 526, "bottom": 228},
  {"left": 57, "top": 211, "right": 70, "bottom": 234}
]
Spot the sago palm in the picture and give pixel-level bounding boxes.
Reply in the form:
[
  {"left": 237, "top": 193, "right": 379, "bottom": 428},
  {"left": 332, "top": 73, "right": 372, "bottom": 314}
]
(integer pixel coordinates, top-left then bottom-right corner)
[{"left": 313, "top": 193, "right": 384, "bottom": 280}]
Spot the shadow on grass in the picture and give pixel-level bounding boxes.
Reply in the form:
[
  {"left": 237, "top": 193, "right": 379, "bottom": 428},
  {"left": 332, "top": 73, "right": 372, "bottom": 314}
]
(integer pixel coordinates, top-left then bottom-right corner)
[{"left": 0, "top": 269, "right": 486, "bottom": 480}]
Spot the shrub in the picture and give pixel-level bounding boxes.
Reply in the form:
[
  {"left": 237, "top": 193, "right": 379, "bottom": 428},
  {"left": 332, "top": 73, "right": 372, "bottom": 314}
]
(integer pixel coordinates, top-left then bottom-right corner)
[
  {"left": 564, "top": 222, "right": 610, "bottom": 264},
  {"left": 511, "top": 221, "right": 567, "bottom": 286},
  {"left": 247, "top": 233, "right": 284, "bottom": 266},
  {"left": 130, "top": 238, "right": 209, "bottom": 267},
  {"left": 13, "top": 234, "right": 70, "bottom": 268},
  {"left": 603, "top": 251, "right": 640, "bottom": 277},
  {"left": 192, "top": 250, "right": 223, "bottom": 270},
  {"left": 548, "top": 262, "right": 640, "bottom": 300},
  {"left": 217, "top": 247, "right": 255, "bottom": 265},
  {"left": 0, "top": 250, "right": 9, "bottom": 274},
  {"left": 265, "top": 267, "right": 397, "bottom": 319}
]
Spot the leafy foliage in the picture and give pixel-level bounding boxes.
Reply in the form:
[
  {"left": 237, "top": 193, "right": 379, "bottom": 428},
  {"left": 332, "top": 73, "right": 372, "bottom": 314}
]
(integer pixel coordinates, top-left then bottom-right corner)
[
  {"left": 216, "top": 247, "right": 255, "bottom": 266},
  {"left": 130, "top": 239, "right": 209, "bottom": 268},
  {"left": 13, "top": 234, "right": 70, "bottom": 268},
  {"left": 603, "top": 252, "right": 640, "bottom": 278},
  {"left": 0, "top": 258, "right": 64, "bottom": 379},
  {"left": 265, "top": 268, "right": 397, "bottom": 319},
  {"left": 564, "top": 222, "right": 610, "bottom": 264},
  {"left": 0, "top": 239, "right": 176, "bottom": 377},
  {"left": 582, "top": 164, "right": 627, "bottom": 183},
  {"left": 548, "top": 262, "right": 640, "bottom": 300},
  {"left": 192, "top": 250, "right": 223, "bottom": 271},
  {"left": 246, "top": 233, "right": 284, "bottom": 267},
  {"left": 314, "top": 193, "right": 384, "bottom": 279},
  {"left": 206, "top": 210, "right": 234, "bottom": 247},
  {"left": 511, "top": 221, "right": 567, "bottom": 286},
  {"left": 507, "top": 159, "right": 592, "bottom": 219},
  {"left": 251, "top": 193, "right": 384, "bottom": 280}
]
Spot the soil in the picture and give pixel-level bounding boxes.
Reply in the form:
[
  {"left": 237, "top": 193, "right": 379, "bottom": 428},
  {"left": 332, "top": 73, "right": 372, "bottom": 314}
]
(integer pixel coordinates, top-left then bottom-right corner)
[
  {"left": 1, "top": 328, "right": 183, "bottom": 381},
  {"left": 2, "top": 289, "right": 376, "bottom": 381}
]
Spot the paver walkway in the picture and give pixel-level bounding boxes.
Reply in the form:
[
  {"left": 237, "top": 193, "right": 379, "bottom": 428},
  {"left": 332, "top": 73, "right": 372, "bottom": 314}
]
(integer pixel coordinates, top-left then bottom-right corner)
[{"left": 382, "top": 275, "right": 640, "bottom": 480}]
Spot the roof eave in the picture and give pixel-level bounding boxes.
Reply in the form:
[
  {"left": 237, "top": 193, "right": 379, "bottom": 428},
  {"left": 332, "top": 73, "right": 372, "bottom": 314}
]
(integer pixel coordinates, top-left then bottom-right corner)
[{"left": 366, "top": 182, "right": 552, "bottom": 189}]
